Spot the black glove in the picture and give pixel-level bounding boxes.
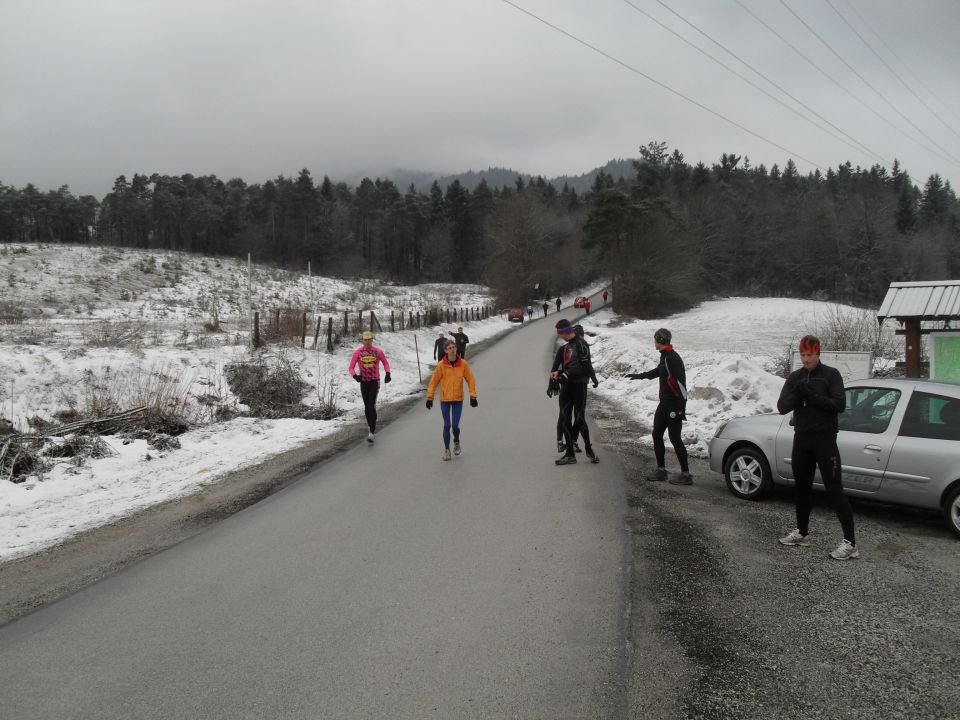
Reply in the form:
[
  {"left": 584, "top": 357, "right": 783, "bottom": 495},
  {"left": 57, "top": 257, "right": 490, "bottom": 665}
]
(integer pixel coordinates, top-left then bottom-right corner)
[
  {"left": 470, "top": 397, "right": 478, "bottom": 408},
  {"left": 592, "top": 380, "right": 599, "bottom": 388},
  {"left": 626, "top": 373, "right": 643, "bottom": 380},
  {"left": 384, "top": 372, "right": 391, "bottom": 383},
  {"left": 425, "top": 399, "right": 433, "bottom": 410},
  {"left": 353, "top": 374, "right": 362, "bottom": 383}
]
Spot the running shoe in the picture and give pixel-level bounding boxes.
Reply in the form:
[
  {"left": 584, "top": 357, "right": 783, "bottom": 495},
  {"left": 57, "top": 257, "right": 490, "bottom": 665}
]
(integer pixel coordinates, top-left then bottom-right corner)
[
  {"left": 442, "top": 449, "right": 452, "bottom": 461},
  {"left": 555, "top": 455, "right": 577, "bottom": 466},
  {"left": 574, "top": 443, "right": 582, "bottom": 453},
  {"left": 669, "top": 471, "right": 693, "bottom": 485},
  {"left": 829, "top": 539, "right": 859, "bottom": 560},
  {"left": 557, "top": 441, "right": 566, "bottom": 454},
  {"left": 367, "top": 431, "right": 375, "bottom": 443},
  {"left": 645, "top": 467, "right": 668, "bottom": 482},
  {"left": 585, "top": 447, "right": 600, "bottom": 464},
  {"left": 778, "top": 528, "right": 811, "bottom": 546},
  {"left": 453, "top": 441, "right": 461, "bottom": 456}
]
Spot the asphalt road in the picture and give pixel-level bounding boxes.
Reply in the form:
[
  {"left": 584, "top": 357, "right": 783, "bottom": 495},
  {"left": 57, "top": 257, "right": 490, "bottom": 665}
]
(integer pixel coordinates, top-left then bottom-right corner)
[{"left": 0, "top": 302, "right": 631, "bottom": 719}]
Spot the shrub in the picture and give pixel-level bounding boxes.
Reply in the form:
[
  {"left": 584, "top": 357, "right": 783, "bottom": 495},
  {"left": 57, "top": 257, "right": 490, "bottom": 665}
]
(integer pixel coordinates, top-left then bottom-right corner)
[{"left": 224, "top": 352, "right": 309, "bottom": 418}]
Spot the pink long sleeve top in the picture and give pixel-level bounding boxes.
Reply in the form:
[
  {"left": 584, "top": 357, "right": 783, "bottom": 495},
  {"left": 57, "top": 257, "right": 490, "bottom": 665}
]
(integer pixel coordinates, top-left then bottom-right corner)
[{"left": 348, "top": 345, "right": 391, "bottom": 382}]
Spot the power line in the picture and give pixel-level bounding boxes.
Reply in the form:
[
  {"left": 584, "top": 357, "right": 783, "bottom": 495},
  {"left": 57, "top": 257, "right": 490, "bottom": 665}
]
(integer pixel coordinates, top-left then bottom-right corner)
[
  {"left": 622, "top": 0, "right": 888, "bottom": 165},
  {"left": 497, "top": 0, "right": 824, "bottom": 170},
  {"left": 734, "top": 0, "right": 948, "bottom": 168},
  {"left": 779, "top": 0, "right": 960, "bottom": 169},
  {"left": 826, "top": 0, "right": 960, "bottom": 145},
  {"left": 841, "top": 0, "right": 960, "bottom": 128}
]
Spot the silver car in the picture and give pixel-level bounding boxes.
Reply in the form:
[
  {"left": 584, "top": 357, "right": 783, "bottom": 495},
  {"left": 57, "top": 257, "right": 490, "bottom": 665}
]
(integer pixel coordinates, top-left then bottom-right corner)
[{"left": 709, "top": 378, "right": 960, "bottom": 538}]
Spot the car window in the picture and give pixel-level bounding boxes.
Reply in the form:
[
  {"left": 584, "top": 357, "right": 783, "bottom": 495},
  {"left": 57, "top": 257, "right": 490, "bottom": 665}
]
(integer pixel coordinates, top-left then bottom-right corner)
[
  {"left": 899, "top": 391, "right": 960, "bottom": 441},
  {"left": 838, "top": 387, "right": 901, "bottom": 434}
]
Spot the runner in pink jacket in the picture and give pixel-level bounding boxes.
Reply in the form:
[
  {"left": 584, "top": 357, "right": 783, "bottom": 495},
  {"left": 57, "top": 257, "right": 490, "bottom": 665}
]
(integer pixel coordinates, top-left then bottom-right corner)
[{"left": 349, "top": 331, "right": 391, "bottom": 442}]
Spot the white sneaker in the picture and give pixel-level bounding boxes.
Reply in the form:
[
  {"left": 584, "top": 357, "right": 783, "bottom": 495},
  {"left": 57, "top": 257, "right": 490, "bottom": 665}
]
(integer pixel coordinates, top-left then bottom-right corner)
[
  {"left": 453, "top": 441, "right": 461, "bottom": 456},
  {"left": 829, "top": 539, "right": 860, "bottom": 560},
  {"left": 442, "top": 449, "right": 452, "bottom": 461},
  {"left": 367, "top": 431, "right": 375, "bottom": 443},
  {"left": 779, "top": 528, "right": 811, "bottom": 546}
]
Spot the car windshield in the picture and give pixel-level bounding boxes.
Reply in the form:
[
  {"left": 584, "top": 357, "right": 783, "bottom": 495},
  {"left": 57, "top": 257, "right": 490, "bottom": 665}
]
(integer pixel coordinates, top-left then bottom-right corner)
[{"left": 838, "top": 386, "right": 901, "bottom": 434}]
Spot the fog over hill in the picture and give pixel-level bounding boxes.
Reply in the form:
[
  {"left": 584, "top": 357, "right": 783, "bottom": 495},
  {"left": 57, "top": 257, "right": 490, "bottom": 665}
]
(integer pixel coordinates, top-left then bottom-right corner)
[{"left": 341, "top": 158, "right": 639, "bottom": 193}]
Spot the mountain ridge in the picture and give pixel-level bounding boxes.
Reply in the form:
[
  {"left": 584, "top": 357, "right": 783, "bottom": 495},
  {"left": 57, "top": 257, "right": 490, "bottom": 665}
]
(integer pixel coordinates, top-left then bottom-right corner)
[{"left": 339, "top": 158, "right": 639, "bottom": 194}]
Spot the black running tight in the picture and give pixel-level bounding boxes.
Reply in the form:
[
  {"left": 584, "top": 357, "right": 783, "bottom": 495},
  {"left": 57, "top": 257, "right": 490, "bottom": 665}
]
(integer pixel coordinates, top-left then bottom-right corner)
[
  {"left": 652, "top": 403, "right": 688, "bottom": 472},
  {"left": 791, "top": 433, "right": 855, "bottom": 543}
]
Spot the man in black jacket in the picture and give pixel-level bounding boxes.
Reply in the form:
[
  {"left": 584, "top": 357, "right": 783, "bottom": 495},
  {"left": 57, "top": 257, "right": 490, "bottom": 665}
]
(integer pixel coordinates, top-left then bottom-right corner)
[
  {"left": 450, "top": 327, "right": 469, "bottom": 358},
  {"left": 627, "top": 328, "right": 691, "bottom": 484},
  {"left": 433, "top": 332, "right": 447, "bottom": 363},
  {"left": 776, "top": 335, "right": 858, "bottom": 560},
  {"left": 550, "top": 319, "right": 599, "bottom": 465},
  {"left": 549, "top": 324, "right": 599, "bottom": 460}
]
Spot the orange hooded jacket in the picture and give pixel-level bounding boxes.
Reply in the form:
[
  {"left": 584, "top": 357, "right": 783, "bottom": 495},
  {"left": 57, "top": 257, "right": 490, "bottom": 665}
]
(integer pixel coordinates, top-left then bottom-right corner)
[{"left": 427, "top": 355, "right": 477, "bottom": 403}]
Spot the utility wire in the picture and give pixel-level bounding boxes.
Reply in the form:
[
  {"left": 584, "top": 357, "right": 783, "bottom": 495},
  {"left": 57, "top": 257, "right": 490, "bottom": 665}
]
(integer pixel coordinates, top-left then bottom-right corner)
[
  {"left": 497, "top": 0, "right": 823, "bottom": 170},
  {"left": 735, "top": 0, "right": 947, "bottom": 167},
  {"left": 625, "top": 0, "right": 888, "bottom": 165},
  {"left": 779, "top": 0, "right": 960, "bottom": 169},
  {"left": 838, "top": 0, "right": 960, "bottom": 132}
]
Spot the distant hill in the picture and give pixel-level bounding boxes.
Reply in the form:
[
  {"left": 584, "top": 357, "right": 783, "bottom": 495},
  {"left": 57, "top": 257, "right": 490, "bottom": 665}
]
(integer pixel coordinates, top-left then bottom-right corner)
[{"left": 339, "top": 159, "right": 639, "bottom": 194}]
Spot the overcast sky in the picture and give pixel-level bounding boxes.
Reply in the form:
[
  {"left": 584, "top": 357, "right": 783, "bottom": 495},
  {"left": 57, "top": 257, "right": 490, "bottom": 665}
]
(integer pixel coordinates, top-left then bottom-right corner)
[{"left": 2, "top": 0, "right": 959, "bottom": 198}]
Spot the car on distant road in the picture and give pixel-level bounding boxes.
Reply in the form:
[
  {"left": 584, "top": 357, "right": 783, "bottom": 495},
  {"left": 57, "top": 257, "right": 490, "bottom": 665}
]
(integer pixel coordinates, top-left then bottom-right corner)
[
  {"left": 709, "top": 377, "right": 960, "bottom": 538},
  {"left": 507, "top": 308, "right": 524, "bottom": 323},
  {"left": 573, "top": 296, "right": 588, "bottom": 308}
]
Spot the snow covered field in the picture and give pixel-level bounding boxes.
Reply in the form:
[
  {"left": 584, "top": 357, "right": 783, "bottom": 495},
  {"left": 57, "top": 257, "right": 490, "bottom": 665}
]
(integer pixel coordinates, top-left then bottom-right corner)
[{"left": 0, "top": 244, "right": 892, "bottom": 561}]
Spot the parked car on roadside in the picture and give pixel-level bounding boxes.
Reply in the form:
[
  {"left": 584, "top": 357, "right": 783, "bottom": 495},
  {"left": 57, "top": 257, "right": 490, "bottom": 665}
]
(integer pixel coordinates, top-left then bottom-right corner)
[
  {"left": 709, "top": 377, "right": 960, "bottom": 538},
  {"left": 573, "top": 296, "right": 588, "bottom": 308},
  {"left": 507, "top": 308, "right": 524, "bottom": 323}
]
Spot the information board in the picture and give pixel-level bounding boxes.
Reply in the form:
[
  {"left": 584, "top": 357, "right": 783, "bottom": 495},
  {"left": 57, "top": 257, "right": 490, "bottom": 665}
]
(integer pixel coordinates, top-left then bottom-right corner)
[
  {"left": 931, "top": 333, "right": 960, "bottom": 384},
  {"left": 790, "top": 350, "right": 873, "bottom": 383}
]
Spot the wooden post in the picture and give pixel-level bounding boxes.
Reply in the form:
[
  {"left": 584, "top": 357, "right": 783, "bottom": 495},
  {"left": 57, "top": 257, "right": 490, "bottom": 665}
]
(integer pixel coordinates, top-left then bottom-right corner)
[
  {"left": 326, "top": 317, "right": 334, "bottom": 353},
  {"left": 369, "top": 310, "right": 375, "bottom": 331},
  {"left": 301, "top": 312, "right": 307, "bottom": 347},
  {"left": 416, "top": 311, "right": 421, "bottom": 329},
  {"left": 275, "top": 309, "right": 280, "bottom": 334},
  {"left": 904, "top": 318, "right": 922, "bottom": 378},
  {"left": 313, "top": 316, "right": 322, "bottom": 349},
  {"left": 253, "top": 311, "right": 261, "bottom": 348},
  {"left": 390, "top": 310, "right": 395, "bottom": 332},
  {"left": 343, "top": 310, "right": 348, "bottom": 334},
  {"left": 409, "top": 311, "right": 414, "bottom": 329}
]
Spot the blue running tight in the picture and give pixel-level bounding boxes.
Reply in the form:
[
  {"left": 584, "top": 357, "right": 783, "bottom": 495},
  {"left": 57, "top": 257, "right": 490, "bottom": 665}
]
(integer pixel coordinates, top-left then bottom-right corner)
[{"left": 440, "top": 401, "right": 463, "bottom": 449}]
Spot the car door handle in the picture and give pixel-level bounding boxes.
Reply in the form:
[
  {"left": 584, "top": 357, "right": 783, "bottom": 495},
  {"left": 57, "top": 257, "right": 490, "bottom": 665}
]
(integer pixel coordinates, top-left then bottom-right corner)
[{"left": 863, "top": 445, "right": 883, "bottom": 453}]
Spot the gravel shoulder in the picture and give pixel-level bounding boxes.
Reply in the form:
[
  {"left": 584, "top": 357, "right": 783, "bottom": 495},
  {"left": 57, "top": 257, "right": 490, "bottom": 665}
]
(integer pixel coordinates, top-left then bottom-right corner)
[{"left": 594, "top": 399, "right": 960, "bottom": 720}]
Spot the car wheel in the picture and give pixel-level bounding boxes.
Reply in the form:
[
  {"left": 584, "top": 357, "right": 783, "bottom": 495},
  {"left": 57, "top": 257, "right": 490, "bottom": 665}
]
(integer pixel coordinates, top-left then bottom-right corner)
[
  {"left": 945, "top": 484, "right": 960, "bottom": 539},
  {"left": 724, "top": 447, "right": 772, "bottom": 500}
]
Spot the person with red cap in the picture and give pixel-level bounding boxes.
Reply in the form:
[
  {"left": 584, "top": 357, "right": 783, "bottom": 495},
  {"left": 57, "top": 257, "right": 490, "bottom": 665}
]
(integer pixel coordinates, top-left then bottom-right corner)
[{"left": 776, "top": 335, "right": 858, "bottom": 560}]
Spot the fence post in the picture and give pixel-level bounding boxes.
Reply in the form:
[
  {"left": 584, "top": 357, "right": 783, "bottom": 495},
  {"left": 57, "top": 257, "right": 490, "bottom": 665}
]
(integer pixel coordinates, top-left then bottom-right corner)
[
  {"left": 253, "top": 311, "right": 261, "bottom": 348},
  {"left": 326, "top": 317, "right": 334, "bottom": 353},
  {"left": 416, "top": 311, "right": 421, "bottom": 329},
  {"left": 313, "top": 316, "right": 322, "bottom": 349},
  {"left": 343, "top": 310, "right": 348, "bottom": 334},
  {"left": 391, "top": 310, "right": 395, "bottom": 332},
  {"left": 301, "top": 312, "right": 307, "bottom": 348},
  {"left": 369, "top": 310, "right": 375, "bottom": 331}
]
